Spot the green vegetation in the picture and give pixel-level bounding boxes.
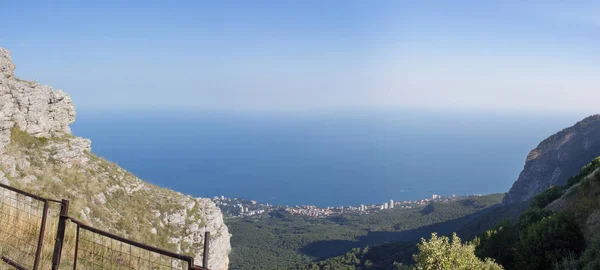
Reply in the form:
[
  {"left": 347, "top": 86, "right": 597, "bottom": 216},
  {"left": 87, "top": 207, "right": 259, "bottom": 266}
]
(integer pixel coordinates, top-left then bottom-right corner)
[
  {"left": 529, "top": 185, "right": 562, "bottom": 209},
  {"left": 475, "top": 157, "right": 600, "bottom": 270},
  {"left": 517, "top": 212, "right": 584, "bottom": 269},
  {"left": 566, "top": 157, "right": 600, "bottom": 188},
  {"left": 476, "top": 198, "right": 585, "bottom": 270},
  {"left": 413, "top": 233, "right": 502, "bottom": 270},
  {"left": 581, "top": 235, "right": 600, "bottom": 270},
  {"left": 9, "top": 125, "right": 49, "bottom": 148},
  {"left": 227, "top": 194, "right": 503, "bottom": 269},
  {"left": 2, "top": 126, "right": 208, "bottom": 261},
  {"left": 295, "top": 157, "right": 600, "bottom": 270},
  {"left": 294, "top": 232, "right": 505, "bottom": 270}
]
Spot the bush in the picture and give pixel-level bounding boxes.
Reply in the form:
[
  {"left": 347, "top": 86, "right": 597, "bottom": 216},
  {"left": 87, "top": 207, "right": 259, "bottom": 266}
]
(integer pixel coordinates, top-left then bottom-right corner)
[
  {"left": 517, "top": 208, "right": 551, "bottom": 231},
  {"left": 475, "top": 220, "right": 517, "bottom": 269},
  {"left": 531, "top": 185, "right": 563, "bottom": 209},
  {"left": 553, "top": 252, "right": 581, "bottom": 270},
  {"left": 566, "top": 157, "right": 600, "bottom": 188},
  {"left": 581, "top": 235, "right": 600, "bottom": 270},
  {"left": 9, "top": 126, "right": 48, "bottom": 148},
  {"left": 413, "top": 233, "right": 503, "bottom": 270},
  {"left": 516, "top": 212, "right": 585, "bottom": 270}
]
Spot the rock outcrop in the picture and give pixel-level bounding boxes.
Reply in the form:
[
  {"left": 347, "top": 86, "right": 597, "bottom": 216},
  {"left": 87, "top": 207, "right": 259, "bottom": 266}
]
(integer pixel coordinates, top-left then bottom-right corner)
[
  {"left": 0, "top": 48, "right": 231, "bottom": 269},
  {"left": 504, "top": 115, "right": 600, "bottom": 204},
  {"left": 0, "top": 48, "right": 75, "bottom": 150}
]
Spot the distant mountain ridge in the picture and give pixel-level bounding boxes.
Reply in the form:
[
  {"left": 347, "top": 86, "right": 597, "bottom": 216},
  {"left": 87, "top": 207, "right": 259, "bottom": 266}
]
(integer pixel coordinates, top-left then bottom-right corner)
[{"left": 504, "top": 114, "right": 600, "bottom": 204}]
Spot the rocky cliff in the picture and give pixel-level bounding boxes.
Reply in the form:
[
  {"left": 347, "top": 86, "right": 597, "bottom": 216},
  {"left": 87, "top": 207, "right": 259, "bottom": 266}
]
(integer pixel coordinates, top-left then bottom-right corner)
[
  {"left": 0, "top": 48, "right": 231, "bottom": 269},
  {"left": 504, "top": 114, "right": 600, "bottom": 204}
]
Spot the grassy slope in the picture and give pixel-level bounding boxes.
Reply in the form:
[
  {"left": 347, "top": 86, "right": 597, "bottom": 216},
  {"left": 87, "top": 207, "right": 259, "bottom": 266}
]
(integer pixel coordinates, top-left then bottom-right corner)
[
  {"left": 548, "top": 158, "right": 600, "bottom": 241},
  {"left": 0, "top": 127, "right": 208, "bottom": 264}
]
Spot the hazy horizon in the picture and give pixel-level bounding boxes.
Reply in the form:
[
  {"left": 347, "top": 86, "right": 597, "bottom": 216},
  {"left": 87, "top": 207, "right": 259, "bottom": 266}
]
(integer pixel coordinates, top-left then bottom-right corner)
[{"left": 2, "top": 1, "right": 600, "bottom": 115}]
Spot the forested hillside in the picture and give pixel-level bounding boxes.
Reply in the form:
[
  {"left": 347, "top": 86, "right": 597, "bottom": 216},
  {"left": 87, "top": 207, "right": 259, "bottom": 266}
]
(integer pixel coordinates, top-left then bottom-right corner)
[
  {"left": 297, "top": 157, "right": 600, "bottom": 270},
  {"left": 227, "top": 194, "right": 503, "bottom": 269}
]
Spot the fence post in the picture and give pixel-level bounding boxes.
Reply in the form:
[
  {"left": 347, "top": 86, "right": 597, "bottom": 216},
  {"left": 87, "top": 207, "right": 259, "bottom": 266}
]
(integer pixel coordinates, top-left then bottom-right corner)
[
  {"left": 33, "top": 200, "right": 49, "bottom": 270},
  {"left": 203, "top": 232, "right": 210, "bottom": 269},
  {"left": 51, "top": 199, "right": 69, "bottom": 270}
]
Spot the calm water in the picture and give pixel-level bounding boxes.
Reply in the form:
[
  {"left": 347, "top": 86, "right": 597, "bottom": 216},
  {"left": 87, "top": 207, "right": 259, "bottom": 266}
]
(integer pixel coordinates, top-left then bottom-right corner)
[{"left": 71, "top": 110, "right": 582, "bottom": 207}]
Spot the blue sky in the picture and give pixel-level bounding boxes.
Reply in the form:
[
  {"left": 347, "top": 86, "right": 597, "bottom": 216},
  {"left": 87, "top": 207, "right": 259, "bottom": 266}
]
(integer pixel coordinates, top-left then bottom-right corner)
[{"left": 1, "top": 0, "right": 599, "bottom": 114}]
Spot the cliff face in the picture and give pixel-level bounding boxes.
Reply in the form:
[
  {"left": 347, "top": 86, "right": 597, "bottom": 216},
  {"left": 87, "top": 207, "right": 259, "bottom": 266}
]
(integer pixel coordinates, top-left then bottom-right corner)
[
  {"left": 504, "top": 115, "right": 600, "bottom": 204},
  {"left": 0, "top": 48, "right": 231, "bottom": 269}
]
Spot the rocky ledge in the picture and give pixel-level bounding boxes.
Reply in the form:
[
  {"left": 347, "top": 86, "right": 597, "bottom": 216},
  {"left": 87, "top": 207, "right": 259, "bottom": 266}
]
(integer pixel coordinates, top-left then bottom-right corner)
[{"left": 504, "top": 114, "right": 600, "bottom": 204}]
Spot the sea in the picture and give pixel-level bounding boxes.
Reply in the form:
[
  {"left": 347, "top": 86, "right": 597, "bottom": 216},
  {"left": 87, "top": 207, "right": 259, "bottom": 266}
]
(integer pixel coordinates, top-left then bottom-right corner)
[{"left": 70, "top": 109, "right": 584, "bottom": 207}]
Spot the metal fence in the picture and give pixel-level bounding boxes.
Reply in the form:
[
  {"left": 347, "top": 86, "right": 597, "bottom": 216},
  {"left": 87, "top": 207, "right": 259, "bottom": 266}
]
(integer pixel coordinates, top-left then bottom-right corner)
[{"left": 0, "top": 183, "right": 210, "bottom": 270}]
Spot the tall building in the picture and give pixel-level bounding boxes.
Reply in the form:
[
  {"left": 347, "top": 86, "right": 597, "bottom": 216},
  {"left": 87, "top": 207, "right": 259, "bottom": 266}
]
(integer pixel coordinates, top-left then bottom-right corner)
[
  {"left": 384, "top": 202, "right": 389, "bottom": 209},
  {"left": 389, "top": 200, "right": 394, "bottom": 209}
]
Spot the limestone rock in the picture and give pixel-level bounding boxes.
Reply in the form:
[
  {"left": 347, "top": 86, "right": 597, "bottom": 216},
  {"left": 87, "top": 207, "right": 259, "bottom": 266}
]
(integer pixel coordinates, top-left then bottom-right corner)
[
  {"left": 0, "top": 49, "right": 75, "bottom": 151},
  {"left": 0, "top": 172, "right": 8, "bottom": 185},
  {"left": 0, "top": 48, "right": 15, "bottom": 77},
  {"left": 504, "top": 115, "right": 600, "bottom": 204},
  {"left": 0, "top": 47, "right": 231, "bottom": 269},
  {"left": 44, "top": 137, "right": 92, "bottom": 167}
]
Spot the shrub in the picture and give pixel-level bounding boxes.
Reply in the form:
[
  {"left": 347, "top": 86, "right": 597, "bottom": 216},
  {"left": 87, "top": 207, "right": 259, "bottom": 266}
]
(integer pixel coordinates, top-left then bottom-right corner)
[
  {"left": 553, "top": 252, "right": 581, "bottom": 270},
  {"left": 516, "top": 212, "right": 585, "bottom": 270},
  {"left": 413, "top": 233, "right": 503, "bottom": 270},
  {"left": 566, "top": 157, "right": 600, "bottom": 188},
  {"left": 581, "top": 235, "right": 600, "bottom": 270},
  {"left": 531, "top": 185, "right": 563, "bottom": 209},
  {"left": 517, "top": 208, "right": 551, "bottom": 231},
  {"left": 9, "top": 125, "right": 48, "bottom": 148},
  {"left": 475, "top": 220, "right": 517, "bottom": 269}
]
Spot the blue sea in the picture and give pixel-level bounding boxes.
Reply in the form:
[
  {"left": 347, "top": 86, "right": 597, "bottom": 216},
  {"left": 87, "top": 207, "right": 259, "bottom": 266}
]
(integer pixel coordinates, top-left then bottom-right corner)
[{"left": 71, "top": 110, "right": 583, "bottom": 207}]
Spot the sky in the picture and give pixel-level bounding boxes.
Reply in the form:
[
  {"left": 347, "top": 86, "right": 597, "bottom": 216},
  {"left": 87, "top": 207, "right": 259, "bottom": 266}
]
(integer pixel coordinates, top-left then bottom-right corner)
[{"left": 1, "top": 0, "right": 599, "bottom": 114}]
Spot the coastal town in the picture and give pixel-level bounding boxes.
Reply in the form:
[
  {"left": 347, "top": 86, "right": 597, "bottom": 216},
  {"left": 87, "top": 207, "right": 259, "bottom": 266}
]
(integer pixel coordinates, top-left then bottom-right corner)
[{"left": 213, "top": 193, "right": 479, "bottom": 218}]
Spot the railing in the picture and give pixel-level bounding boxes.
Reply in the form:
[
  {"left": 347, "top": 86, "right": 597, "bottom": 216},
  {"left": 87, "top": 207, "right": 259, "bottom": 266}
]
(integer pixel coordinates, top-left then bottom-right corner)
[{"left": 0, "top": 182, "right": 210, "bottom": 270}]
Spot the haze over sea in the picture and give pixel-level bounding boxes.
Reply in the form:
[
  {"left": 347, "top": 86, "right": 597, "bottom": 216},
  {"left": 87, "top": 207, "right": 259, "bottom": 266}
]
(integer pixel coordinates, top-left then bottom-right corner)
[{"left": 71, "top": 110, "right": 583, "bottom": 207}]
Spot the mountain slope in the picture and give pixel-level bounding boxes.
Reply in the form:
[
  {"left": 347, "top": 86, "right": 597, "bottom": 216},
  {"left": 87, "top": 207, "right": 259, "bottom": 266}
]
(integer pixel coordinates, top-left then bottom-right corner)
[
  {"left": 504, "top": 114, "right": 600, "bottom": 204},
  {"left": 0, "top": 47, "right": 231, "bottom": 269}
]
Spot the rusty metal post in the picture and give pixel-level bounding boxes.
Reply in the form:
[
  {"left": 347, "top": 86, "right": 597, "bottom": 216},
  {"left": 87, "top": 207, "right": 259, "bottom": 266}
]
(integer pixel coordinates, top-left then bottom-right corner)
[
  {"left": 51, "top": 199, "right": 70, "bottom": 270},
  {"left": 73, "top": 225, "right": 80, "bottom": 270},
  {"left": 1, "top": 255, "right": 27, "bottom": 270},
  {"left": 33, "top": 200, "right": 49, "bottom": 270},
  {"left": 203, "top": 232, "right": 210, "bottom": 269}
]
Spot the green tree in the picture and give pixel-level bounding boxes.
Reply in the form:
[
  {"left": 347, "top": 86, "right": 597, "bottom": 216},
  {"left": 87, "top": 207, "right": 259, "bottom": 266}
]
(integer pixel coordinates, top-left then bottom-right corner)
[
  {"left": 530, "top": 185, "right": 563, "bottom": 209},
  {"left": 581, "top": 235, "right": 600, "bottom": 270},
  {"left": 413, "top": 233, "right": 503, "bottom": 270},
  {"left": 475, "top": 220, "right": 517, "bottom": 269},
  {"left": 566, "top": 157, "right": 600, "bottom": 188},
  {"left": 516, "top": 212, "right": 585, "bottom": 270},
  {"left": 517, "top": 208, "right": 551, "bottom": 231}
]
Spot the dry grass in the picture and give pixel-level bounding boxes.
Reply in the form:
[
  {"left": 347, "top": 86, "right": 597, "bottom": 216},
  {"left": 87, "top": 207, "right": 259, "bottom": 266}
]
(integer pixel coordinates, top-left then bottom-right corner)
[
  {"left": 0, "top": 127, "right": 208, "bottom": 269},
  {"left": 0, "top": 189, "right": 191, "bottom": 270},
  {"left": 0, "top": 191, "right": 60, "bottom": 270}
]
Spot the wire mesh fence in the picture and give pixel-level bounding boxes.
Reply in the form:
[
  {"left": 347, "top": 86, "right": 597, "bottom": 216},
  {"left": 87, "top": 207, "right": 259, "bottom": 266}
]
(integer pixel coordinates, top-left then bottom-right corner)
[
  {"left": 71, "top": 220, "right": 197, "bottom": 270},
  {"left": 0, "top": 183, "right": 210, "bottom": 270},
  {"left": 0, "top": 184, "right": 49, "bottom": 270}
]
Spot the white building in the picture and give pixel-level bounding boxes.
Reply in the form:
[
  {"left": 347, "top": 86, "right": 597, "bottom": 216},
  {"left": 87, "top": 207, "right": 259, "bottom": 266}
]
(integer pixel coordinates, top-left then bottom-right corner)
[{"left": 389, "top": 200, "right": 394, "bottom": 209}]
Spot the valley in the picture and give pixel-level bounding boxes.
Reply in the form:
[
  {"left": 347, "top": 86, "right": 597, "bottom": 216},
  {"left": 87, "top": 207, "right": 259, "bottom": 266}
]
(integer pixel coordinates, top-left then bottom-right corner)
[{"left": 225, "top": 194, "right": 503, "bottom": 269}]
